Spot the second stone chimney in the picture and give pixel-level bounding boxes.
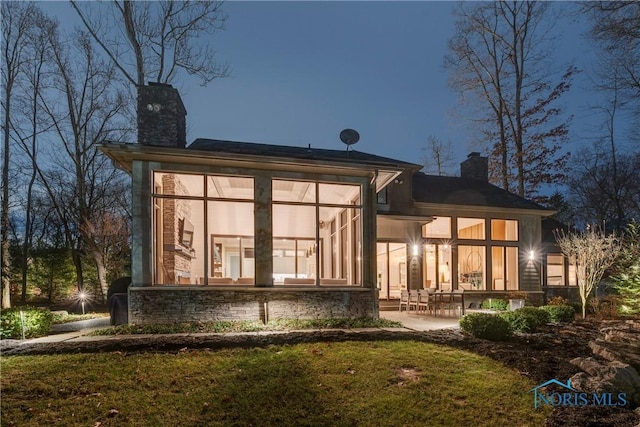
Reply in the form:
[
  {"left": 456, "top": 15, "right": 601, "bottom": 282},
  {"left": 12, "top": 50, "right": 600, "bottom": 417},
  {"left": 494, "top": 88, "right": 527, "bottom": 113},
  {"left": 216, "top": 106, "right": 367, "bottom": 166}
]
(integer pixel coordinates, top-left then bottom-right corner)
[
  {"left": 137, "top": 83, "right": 187, "bottom": 148},
  {"left": 460, "top": 152, "right": 488, "bottom": 182}
]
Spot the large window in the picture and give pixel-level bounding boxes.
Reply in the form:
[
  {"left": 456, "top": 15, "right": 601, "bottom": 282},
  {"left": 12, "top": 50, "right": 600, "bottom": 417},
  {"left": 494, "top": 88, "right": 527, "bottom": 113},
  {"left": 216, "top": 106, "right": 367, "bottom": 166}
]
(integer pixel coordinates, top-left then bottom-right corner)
[
  {"left": 458, "top": 245, "right": 486, "bottom": 290},
  {"left": 492, "top": 246, "right": 518, "bottom": 290},
  {"left": 377, "top": 242, "right": 406, "bottom": 299},
  {"left": 491, "top": 219, "right": 518, "bottom": 241},
  {"left": 546, "top": 254, "right": 565, "bottom": 286},
  {"left": 547, "top": 254, "right": 576, "bottom": 286},
  {"left": 457, "top": 218, "right": 485, "bottom": 240},
  {"left": 423, "top": 244, "right": 452, "bottom": 290},
  {"left": 152, "top": 172, "right": 254, "bottom": 286},
  {"left": 422, "top": 217, "right": 451, "bottom": 239},
  {"left": 272, "top": 180, "right": 361, "bottom": 286}
]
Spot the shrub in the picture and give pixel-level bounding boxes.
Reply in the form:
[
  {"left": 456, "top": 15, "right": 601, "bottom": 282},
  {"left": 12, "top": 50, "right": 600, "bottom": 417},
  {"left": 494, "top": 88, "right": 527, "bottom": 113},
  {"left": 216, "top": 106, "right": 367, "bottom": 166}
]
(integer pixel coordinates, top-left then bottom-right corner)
[
  {"left": 459, "top": 312, "right": 512, "bottom": 341},
  {"left": 480, "top": 298, "right": 509, "bottom": 311},
  {"left": 499, "top": 307, "right": 550, "bottom": 333},
  {"left": 540, "top": 305, "right": 575, "bottom": 323},
  {"left": 547, "top": 296, "right": 569, "bottom": 306},
  {"left": 0, "top": 307, "right": 54, "bottom": 339},
  {"left": 588, "top": 296, "right": 619, "bottom": 319}
]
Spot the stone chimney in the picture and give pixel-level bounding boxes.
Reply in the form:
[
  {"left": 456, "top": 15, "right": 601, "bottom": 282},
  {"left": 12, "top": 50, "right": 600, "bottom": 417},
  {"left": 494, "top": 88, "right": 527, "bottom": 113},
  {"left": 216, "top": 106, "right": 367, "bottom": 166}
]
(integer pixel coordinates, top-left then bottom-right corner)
[
  {"left": 137, "top": 83, "right": 187, "bottom": 148},
  {"left": 460, "top": 152, "right": 488, "bottom": 182}
]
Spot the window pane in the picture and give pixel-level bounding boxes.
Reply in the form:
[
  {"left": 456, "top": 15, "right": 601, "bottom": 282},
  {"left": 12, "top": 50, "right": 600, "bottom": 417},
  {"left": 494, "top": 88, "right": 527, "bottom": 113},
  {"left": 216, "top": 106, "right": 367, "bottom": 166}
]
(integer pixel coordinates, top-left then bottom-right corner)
[
  {"left": 208, "top": 175, "right": 253, "bottom": 199},
  {"left": 388, "top": 243, "right": 407, "bottom": 298},
  {"left": 491, "top": 219, "right": 518, "bottom": 241},
  {"left": 377, "top": 188, "right": 388, "bottom": 204},
  {"left": 272, "top": 180, "right": 315, "bottom": 203},
  {"left": 210, "top": 237, "right": 254, "bottom": 284},
  {"left": 154, "top": 198, "right": 204, "bottom": 285},
  {"left": 457, "top": 218, "right": 485, "bottom": 239},
  {"left": 208, "top": 201, "right": 254, "bottom": 236},
  {"left": 423, "top": 244, "right": 452, "bottom": 290},
  {"left": 319, "top": 183, "right": 360, "bottom": 204},
  {"left": 153, "top": 172, "right": 204, "bottom": 197},
  {"left": 377, "top": 243, "right": 389, "bottom": 298},
  {"left": 506, "top": 247, "right": 518, "bottom": 290},
  {"left": 351, "top": 206, "right": 361, "bottom": 285},
  {"left": 492, "top": 246, "right": 519, "bottom": 290},
  {"left": 422, "top": 217, "right": 451, "bottom": 238},
  {"left": 569, "top": 262, "right": 577, "bottom": 286},
  {"left": 273, "top": 205, "right": 316, "bottom": 238},
  {"left": 459, "top": 245, "right": 485, "bottom": 290},
  {"left": 207, "top": 201, "right": 254, "bottom": 285},
  {"left": 273, "top": 205, "right": 316, "bottom": 285},
  {"left": 547, "top": 254, "right": 564, "bottom": 286}
]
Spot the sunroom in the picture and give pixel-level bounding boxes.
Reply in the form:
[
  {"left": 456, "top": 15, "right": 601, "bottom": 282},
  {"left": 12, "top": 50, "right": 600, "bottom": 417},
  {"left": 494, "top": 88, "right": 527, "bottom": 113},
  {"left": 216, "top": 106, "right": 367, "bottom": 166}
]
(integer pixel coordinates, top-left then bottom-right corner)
[{"left": 101, "top": 137, "right": 409, "bottom": 324}]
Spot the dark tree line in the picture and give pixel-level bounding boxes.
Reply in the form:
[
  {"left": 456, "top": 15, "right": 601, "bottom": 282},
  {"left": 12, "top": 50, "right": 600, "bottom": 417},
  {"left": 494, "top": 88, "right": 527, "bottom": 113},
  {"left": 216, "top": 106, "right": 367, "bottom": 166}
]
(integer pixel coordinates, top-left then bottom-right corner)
[
  {"left": 1, "top": 1, "right": 228, "bottom": 308},
  {"left": 444, "top": 1, "right": 639, "bottom": 227}
]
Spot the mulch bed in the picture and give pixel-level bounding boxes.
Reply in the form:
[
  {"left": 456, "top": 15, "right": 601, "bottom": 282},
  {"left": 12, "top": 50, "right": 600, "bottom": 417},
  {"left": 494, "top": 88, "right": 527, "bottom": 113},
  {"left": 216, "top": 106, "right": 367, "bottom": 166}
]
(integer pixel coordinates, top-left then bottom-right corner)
[{"left": 2, "top": 318, "right": 639, "bottom": 426}]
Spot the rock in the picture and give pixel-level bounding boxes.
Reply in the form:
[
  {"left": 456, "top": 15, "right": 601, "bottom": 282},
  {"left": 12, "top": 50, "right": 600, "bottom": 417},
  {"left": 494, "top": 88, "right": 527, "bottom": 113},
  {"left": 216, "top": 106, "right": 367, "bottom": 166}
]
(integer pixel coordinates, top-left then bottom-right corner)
[
  {"left": 570, "top": 371, "right": 616, "bottom": 395},
  {"left": 570, "top": 356, "right": 640, "bottom": 408},
  {"left": 589, "top": 339, "right": 640, "bottom": 373}
]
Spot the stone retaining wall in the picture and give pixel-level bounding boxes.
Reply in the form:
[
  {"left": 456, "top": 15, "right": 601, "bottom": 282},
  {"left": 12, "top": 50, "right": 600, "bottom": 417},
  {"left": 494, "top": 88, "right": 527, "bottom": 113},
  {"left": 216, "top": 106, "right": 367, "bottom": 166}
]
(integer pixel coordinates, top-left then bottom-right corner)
[{"left": 128, "top": 286, "right": 378, "bottom": 324}]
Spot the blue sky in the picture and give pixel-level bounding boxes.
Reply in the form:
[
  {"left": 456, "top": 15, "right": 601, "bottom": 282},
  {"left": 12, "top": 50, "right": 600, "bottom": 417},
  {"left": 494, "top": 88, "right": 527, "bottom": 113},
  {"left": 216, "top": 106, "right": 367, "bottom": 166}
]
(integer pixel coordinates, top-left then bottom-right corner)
[{"left": 41, "top": 1, "right": 619, "bottom": 173}]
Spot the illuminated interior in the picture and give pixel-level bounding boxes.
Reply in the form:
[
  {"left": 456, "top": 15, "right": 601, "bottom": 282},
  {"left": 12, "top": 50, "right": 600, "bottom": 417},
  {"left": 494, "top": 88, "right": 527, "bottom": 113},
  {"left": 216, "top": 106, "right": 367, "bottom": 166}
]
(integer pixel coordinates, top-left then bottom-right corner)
[{"left": 152, "top": 172, "right": 362, "bottom": 286}]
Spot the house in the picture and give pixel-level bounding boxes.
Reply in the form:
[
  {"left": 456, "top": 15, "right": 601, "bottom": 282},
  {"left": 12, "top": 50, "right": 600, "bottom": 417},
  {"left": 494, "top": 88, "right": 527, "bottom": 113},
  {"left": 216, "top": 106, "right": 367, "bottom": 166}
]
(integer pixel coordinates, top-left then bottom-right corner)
[{"left": 100, "top": 83, "right": 577, "bottom": 324}]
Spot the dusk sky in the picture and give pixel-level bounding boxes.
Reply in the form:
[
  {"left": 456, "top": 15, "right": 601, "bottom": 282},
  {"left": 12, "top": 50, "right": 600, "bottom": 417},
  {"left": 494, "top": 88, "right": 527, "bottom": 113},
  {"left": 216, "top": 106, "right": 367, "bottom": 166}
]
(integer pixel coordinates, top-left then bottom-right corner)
[{"left": 42, "top": 1, "right": 624, "bottom": 175}]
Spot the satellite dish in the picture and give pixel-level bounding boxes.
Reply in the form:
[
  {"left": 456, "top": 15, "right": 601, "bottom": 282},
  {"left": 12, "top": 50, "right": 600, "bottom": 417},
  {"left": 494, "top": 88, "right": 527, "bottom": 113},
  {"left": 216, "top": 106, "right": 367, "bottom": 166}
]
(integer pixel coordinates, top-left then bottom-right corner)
[{"left": 340, "top": 129, "right": 360, "bottom": 146}]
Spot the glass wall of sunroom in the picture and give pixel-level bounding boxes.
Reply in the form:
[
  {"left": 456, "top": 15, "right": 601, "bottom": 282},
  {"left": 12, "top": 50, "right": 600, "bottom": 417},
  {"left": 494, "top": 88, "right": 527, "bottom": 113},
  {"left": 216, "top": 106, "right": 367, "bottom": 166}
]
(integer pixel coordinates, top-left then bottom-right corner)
[{"left": 151, "top": 171, "right": 363, "bottom": 287}]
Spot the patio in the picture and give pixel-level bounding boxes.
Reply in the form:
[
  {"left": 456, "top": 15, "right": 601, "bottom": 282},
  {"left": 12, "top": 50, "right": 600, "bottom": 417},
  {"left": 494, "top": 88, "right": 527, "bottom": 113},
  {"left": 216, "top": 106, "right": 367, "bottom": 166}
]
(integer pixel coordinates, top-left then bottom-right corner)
[{"left": 379, "top": 310, "right": 460, "bottom": 331}]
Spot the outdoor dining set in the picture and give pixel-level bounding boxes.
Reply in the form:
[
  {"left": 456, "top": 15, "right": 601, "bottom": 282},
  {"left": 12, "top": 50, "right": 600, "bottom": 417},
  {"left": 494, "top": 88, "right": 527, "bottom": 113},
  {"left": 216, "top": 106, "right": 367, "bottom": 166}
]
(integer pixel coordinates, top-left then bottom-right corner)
[{"left": 399, "top": 289, "right": 466, "bottom": 317}]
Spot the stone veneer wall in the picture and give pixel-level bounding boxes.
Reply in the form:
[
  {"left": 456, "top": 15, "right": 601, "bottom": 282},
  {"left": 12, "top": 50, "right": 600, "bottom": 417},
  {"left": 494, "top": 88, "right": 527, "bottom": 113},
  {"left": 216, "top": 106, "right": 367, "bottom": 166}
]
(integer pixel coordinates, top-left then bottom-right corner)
[
  {"left": 128, "top": 287, "right": 377, "bottom": 324},
  {"left": 161, "top": 174, "right": 192, "bottom": 282}
]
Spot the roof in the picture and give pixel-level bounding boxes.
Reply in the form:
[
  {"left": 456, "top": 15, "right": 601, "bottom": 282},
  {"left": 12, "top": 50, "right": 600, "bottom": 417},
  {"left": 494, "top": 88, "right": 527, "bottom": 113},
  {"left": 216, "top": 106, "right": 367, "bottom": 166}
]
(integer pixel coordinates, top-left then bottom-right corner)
[
  {"left": 189, "top": 138, "right": 421, "bottom": 169},
  {"left": 412, "top": 172, "right": 552, "bottom": 212}
]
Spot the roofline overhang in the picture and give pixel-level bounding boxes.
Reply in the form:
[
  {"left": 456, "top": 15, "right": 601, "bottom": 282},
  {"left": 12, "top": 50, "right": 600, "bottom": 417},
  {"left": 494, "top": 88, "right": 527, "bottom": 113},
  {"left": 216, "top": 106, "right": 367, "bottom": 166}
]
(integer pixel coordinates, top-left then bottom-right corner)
[
  {"left": 413, "top": 201, "right": 556, "bottom": 217},
  {"left": 99, "top": 142, "right": 404, "bottom": 190},
  {"left": 377, "top": 213, "right": 436, "bottom": 223}
]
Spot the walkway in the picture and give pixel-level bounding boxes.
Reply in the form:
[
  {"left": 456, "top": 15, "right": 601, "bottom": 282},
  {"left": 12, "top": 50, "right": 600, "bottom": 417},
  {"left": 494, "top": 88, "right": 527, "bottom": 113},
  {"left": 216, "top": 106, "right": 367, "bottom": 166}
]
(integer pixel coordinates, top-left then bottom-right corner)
[{"left": 1, "top": 311, "right": 462, "bottom": 355}]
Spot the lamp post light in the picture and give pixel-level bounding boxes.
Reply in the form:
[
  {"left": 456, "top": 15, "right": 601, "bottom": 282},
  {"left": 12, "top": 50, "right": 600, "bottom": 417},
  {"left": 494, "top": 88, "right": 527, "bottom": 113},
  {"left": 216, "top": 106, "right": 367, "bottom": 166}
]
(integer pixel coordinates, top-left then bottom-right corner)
[{"left": 79, "top": 291, "right": 87, "bottom": 315}]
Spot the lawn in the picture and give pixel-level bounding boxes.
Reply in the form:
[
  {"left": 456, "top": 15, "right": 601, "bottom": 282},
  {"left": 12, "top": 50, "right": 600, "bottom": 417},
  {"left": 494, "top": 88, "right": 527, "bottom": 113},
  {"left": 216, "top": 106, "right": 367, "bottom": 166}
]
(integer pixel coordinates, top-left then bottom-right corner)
[{"left": 1, "top": 341, "right": 549, "bottom": 426}]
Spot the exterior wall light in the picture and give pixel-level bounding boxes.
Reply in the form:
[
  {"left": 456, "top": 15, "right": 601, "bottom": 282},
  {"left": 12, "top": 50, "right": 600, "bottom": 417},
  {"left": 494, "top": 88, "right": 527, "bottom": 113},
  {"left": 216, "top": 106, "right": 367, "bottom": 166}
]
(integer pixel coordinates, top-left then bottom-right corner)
[
  {"left": 412, "top": 244, "right": 419, "bottom": 257},
  {"left": 529, "top": 250, "right": 535, "bottom": 261}
]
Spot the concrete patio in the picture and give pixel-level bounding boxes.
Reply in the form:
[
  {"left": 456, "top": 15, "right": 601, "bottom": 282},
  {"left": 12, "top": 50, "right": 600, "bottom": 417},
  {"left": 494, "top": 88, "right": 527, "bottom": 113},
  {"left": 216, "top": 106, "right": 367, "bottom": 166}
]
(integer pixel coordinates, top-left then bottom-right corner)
[{"left": 379, "top": 310, "right": 460, "bottom": 331}]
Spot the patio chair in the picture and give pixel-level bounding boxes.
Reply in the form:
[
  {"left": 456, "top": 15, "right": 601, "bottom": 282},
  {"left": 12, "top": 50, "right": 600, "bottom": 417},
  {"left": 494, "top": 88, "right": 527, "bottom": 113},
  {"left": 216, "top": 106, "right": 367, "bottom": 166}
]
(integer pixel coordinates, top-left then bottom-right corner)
[
  {"left": 399, "top": 290, "right": 410, "bottom": 312},
  {"left": 408, "top": 290, "right": 420, "bottom": 312},
  {"left": 419, "top": 289, "right": 435, "bottom": 314},
  {"left": 450, "top": 289, "right": 465, "bottom": 317}
]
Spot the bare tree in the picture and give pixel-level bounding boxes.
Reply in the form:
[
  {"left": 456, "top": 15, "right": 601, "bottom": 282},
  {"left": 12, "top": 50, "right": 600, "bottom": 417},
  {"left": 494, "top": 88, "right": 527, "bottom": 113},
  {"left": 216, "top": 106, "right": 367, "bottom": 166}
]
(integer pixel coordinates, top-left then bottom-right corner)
[
  {"left": 9, "top": 10, "right": 58, "bottom": 303},
  {"left": 445, "top": 1, "right": 575, "bottom": 201},
  {"left": 70, "top": 0, "right": 229, "bottom": 86},
  {"left": 1, "top": 2, "right": 38, "bottom": 308},
  {"left": 567, "top": 147, "right": 640, "bottom": 230},
  {"left": 421, "top": 135, "right": 455, "bottom": 176},
  {"left": 584, "top": 2, "right": 640, "bottom": 121},
  {"left": 36, "top": 27, "right": 132, "bottom": 301},
  {"left": 555, "top": 226, "right": 622, "bottom": 318}
]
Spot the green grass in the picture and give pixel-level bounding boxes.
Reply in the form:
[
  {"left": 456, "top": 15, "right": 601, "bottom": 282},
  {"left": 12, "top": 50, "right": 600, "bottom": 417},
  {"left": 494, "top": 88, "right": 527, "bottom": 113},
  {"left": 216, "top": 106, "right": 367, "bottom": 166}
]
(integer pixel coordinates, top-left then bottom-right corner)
[
  {"left": 89, "top": 317, "right": 403, "bottom": 336},
  {"left": 1, "top": 341, "right": 549, "bottom": 426}
]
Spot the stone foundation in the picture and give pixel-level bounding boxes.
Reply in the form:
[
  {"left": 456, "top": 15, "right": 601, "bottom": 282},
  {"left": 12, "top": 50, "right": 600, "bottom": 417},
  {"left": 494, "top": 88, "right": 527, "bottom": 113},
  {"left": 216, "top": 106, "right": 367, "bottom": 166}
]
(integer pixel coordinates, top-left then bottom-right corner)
[{"left": 128, "top": 286, "right": 378, "bottom": 324}]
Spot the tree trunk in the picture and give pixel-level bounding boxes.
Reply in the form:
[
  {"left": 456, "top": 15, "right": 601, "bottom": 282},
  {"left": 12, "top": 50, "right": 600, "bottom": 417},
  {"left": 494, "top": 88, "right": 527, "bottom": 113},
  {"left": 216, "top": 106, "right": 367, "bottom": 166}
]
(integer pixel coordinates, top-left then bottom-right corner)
[
  {"left": 92, "top": 250, "right": 109, "bottom": 304},
  {"left": 2, "top": 87, "right": 12, "bottom": 309},
  {"left": 71, "top": 249, "right": 84, "bottom": 292}
]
